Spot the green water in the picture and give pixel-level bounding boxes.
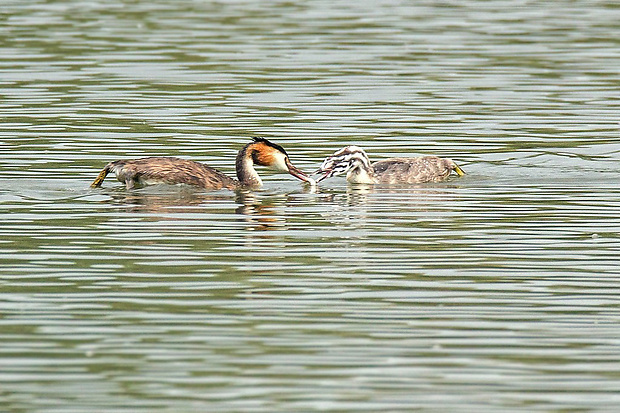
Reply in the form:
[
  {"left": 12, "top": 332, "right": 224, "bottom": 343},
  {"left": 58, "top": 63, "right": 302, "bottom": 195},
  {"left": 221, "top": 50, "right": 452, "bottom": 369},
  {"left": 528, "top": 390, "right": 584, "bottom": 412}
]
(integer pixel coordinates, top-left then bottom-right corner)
[{"left": 1, "top": 1, "right": 620, "bottom": 411}]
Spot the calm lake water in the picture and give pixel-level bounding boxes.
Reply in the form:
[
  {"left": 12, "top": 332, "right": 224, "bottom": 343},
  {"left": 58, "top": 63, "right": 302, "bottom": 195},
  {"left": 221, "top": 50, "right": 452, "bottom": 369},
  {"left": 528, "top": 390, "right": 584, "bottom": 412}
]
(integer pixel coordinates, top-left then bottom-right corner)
[{"left": 1, "top": 0, "right": 620, "bottom": 411}]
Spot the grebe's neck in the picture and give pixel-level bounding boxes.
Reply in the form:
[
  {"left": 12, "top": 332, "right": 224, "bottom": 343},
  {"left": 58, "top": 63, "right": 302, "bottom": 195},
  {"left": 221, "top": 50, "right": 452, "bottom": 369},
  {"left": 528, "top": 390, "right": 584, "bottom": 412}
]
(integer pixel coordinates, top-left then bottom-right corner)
[
  {"left": 235, "top": 145, "right": 262, "bottom": 188},
  {"left": 345, "top": 151, "right": 375, "bottom": 184},
  {"left": 347, "top": 164, "right": 375, "bottom": 184}
]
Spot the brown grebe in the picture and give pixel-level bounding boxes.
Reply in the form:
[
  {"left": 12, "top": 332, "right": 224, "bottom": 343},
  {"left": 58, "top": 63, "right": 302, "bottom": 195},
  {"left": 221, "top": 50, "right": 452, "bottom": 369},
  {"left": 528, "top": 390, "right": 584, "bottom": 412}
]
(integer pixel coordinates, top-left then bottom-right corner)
[
  {"left": 91, "top": 137, "right": 315, "bottom": 190},
  {"left": 314, "top": 146, "right": 465, "bottom": 184}
]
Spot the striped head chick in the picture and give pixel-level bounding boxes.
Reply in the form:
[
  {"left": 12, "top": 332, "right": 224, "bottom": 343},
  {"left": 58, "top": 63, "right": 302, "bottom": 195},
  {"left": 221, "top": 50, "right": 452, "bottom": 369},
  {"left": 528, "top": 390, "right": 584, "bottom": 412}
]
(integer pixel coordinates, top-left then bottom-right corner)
[{"left": 314, "top": 146, "right": 374, "bottom": 184}]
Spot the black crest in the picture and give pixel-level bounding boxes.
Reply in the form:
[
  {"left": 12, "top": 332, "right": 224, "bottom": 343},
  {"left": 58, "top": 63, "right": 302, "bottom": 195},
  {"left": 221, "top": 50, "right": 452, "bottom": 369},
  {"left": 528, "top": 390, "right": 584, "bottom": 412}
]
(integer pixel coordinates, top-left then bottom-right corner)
[{"left": 252, "top": 137, "right": 288, "bottom": 156}]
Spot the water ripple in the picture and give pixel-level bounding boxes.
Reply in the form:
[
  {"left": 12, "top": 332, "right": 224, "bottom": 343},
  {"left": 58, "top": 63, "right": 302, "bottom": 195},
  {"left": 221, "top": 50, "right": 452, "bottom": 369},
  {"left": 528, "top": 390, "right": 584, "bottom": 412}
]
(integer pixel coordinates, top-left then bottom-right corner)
[{"left": 2, "top": 0, "right": 620, "bottom": 411}]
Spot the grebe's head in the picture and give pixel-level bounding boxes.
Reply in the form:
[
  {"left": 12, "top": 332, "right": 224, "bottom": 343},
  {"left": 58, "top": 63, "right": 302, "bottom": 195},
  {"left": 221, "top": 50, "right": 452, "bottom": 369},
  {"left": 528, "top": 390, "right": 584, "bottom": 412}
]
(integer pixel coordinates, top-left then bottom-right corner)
[
  {"left": 247, "top": 137, "right": 314, "bottom": 184},
  {"left": 314, "top": 146, "right": 371, "bottom": 183}
]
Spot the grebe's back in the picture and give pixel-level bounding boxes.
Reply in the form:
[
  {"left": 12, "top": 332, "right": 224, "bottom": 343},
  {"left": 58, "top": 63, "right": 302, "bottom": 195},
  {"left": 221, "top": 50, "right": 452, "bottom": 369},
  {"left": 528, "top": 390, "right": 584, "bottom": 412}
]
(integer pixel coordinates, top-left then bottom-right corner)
[
  {"left": 91, "top": 157, "right": 238, "bottom": 190},
  {"left": 314, "top": 145, "right": 465, "bottom": 184},
  {"left": 90, "top": 137, "right": 314, "bottom": 190},
  {"left": 372, "top": 156, "right": 461, "bottom": 184}
]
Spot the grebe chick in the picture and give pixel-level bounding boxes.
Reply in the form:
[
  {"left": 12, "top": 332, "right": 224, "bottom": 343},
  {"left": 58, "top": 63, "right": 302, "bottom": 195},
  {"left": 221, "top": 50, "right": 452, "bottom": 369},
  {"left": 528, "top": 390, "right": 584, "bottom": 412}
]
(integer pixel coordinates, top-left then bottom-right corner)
[
  {"left": 90, "top": 137, "right": 315, "bottom": 190},
  {"left": 314, "top": 146, "right": 465, "bottom": 185}
]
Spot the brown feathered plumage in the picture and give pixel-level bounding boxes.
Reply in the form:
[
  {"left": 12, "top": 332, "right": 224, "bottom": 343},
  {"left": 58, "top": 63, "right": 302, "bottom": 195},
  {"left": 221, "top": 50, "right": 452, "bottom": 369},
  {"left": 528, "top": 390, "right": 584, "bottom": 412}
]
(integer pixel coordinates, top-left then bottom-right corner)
[
  {"left": 90, "top": 138, "right": 313, "bottom": 190},
  {"left": 315, "top": 146, "right": 465, "bottom": 185},
  {"left": 103, "top": 157, "right": 238, "bottom": 190},
  {"left": 372, "top": 156, "right": 457, "bottom": 184}
]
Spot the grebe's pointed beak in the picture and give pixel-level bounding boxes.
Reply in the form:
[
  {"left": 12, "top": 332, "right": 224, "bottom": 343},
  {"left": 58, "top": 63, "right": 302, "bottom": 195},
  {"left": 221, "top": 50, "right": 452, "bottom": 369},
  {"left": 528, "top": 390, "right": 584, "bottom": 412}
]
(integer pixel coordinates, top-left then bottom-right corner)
[
  {"left": 314, "top": 169, "right": 334, "bottom": 183},
  {"left": 311, "top": 166, "right": 334, "bottom": 183},
  {"left": 285, "top": 158, "right": 316, "bottom": 186}
]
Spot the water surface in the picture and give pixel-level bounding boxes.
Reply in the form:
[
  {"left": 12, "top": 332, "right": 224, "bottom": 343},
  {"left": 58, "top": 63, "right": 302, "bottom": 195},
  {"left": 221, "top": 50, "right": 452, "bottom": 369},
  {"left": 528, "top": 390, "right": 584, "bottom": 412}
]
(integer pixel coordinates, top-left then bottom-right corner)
[{"left": 1, "top": 1, "right": 620, "bottom": 411}]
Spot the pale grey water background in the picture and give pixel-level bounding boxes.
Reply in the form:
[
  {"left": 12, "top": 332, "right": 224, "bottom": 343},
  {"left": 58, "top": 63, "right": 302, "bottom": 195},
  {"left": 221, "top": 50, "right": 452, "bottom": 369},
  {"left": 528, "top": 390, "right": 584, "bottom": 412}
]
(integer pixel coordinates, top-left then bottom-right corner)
[{"left": 1, "top": 1, "right": 620, "bottom": 412}]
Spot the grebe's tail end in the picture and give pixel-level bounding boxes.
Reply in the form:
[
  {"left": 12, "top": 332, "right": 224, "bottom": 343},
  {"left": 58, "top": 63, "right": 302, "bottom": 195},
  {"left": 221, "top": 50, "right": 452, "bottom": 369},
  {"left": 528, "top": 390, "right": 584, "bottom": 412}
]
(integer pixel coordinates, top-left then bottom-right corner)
[
  {"left": 90, "top": 164, "right": 111, "bottom": 188},
  {"left": 453, "top": 163, "right": 466, "bottom": 177}
]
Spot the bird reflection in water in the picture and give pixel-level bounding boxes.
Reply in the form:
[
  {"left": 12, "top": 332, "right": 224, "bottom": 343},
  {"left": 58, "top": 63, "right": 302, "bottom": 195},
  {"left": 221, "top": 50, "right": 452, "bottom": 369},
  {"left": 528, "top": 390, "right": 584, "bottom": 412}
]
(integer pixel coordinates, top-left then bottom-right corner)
[
  {"left": 103, "top": 186, "right": 290, "bottom": 232},
  {"left": 316, "top": 183, "right": 465, "bottom": 229},
  {"left": 105, "top": 187, "right": 231, "bottom": 214},
  {"left": 235, "top": 191, "right": 287, "bottom": 232}
]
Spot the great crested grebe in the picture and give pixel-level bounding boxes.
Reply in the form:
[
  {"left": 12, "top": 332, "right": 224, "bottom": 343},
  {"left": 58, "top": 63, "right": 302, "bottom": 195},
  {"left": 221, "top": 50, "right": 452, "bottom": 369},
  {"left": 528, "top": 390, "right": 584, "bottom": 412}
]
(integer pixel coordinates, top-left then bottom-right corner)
[
  {"left": 314, "top": 145, "right": 465, "bottom": 184},
  {"left": 90, "top": 137, "right": 315, "bottom": 190}
]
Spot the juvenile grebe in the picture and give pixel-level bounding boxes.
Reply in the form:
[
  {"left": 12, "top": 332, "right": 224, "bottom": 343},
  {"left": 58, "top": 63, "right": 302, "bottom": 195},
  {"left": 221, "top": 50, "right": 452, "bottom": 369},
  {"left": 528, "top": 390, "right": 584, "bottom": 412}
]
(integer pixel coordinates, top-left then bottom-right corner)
[
  {"left": 90, "top": 137, "right": 315, "bottom": 190},
  {"left": 314, "top": 146, "right": 465, "bottom": 184}
]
